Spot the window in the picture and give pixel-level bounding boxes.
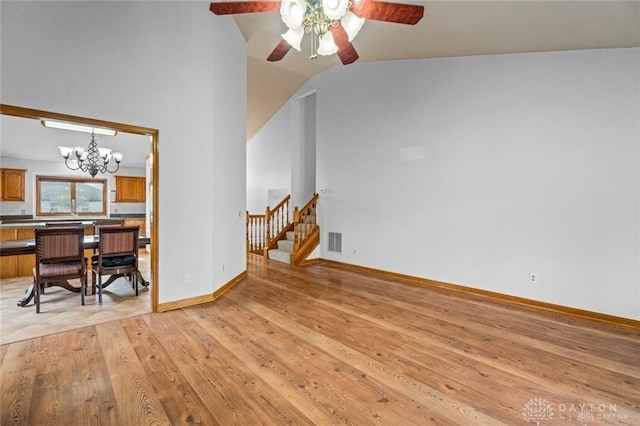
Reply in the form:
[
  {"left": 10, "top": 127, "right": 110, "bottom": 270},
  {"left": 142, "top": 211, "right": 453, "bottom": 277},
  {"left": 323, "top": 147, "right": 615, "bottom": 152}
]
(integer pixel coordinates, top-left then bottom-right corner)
[{"left": 36, "top": 176, "right": 107, "bottom": 216}]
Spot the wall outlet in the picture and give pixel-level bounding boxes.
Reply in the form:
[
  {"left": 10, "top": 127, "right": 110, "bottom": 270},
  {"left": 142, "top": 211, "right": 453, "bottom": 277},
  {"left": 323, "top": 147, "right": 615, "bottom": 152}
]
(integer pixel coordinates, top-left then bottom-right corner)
[
  {"left": 529, "top": 273, "right": 537, "bottom": 284},
  {"left": 183, "top": 273, "right": 190, "bottom": 283},
  {"left": 221, "top": 264, "right": 225, "bottom": 272},
  {"left": 353, "top": 248, "right": 359, "bottom": 255}
]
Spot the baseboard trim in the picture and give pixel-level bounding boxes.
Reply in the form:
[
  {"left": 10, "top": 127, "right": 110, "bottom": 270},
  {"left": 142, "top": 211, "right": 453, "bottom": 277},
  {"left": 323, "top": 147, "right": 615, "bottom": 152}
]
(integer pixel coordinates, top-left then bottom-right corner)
[
  {"left": 157, "top": 270, "right": 247, "bottom": 312},
  {"left": 319, "top": 259, "right": 640, "bottom": 328},
  {"left": 214, "top": 271, "right": 247, "bottom": 299}
]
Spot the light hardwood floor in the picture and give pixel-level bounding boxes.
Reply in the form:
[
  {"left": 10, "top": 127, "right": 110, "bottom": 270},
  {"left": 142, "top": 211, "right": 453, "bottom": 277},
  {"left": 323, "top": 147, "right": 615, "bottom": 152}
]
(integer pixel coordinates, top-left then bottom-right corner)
[
  {"left": 1, "top": 254, "right": 639, "bottom": 425},
  {"left": 0, "top": 253, "right": 151, "bottom": 345}
]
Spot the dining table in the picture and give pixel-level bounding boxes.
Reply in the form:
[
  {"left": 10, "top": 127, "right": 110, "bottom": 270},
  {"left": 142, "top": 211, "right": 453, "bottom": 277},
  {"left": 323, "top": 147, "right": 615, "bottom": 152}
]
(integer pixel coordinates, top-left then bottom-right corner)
[{"left": 0, "top": 234, "right": 151, "bottom": 307}]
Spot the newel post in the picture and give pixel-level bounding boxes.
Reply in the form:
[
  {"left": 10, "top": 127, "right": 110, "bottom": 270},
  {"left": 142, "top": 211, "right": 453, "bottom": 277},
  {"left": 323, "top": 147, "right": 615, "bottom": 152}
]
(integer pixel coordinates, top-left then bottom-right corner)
[
  {"left": 293, "top": 206, "right": 300, "bottom": 249},
  {"left": 265, "top": 206, "right": 272, "bottom": 245},
  {"left": 245, "top": 211, "right": 250, "bottom": 252}
]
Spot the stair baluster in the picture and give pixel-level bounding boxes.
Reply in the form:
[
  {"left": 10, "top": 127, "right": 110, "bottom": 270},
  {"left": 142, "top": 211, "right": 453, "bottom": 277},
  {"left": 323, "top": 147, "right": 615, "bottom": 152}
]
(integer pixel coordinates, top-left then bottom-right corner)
[
  {"left": 262, "top": 195, "right": 292, "bottom": 256},
  {"left": 246, "top": 212, "right": 267, "bottom": 254},
  {"left": 291, "top": 193, "right": 319, "bottom": 264},
  {"left": 247, "top": 194, "right": 318, "bottom": 265}
]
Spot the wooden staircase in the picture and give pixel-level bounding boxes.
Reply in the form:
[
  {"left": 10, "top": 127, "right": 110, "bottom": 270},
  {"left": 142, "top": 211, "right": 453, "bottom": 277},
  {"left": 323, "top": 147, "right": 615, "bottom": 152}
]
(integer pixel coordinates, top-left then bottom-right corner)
[
  {"left": 246, "top": 193, "right": 319, "bottom": 265},
  {"left": 267, "top": 230, "right": 295, "bottom": 263}
]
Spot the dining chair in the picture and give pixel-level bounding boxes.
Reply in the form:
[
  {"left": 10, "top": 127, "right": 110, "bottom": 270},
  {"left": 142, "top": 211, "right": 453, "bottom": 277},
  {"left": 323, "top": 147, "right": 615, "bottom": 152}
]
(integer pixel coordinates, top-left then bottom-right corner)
[
  {"left": 46, "top": 221, "right": 83, "bottom": 228},
  {"left": 46, "top": 221, "right": 96, "bottom": 288},
  {"left": 33, "top": 227, "right": 87, "bottom": 313},
  {"left": 93, "top": 219, "right": 125, "bottom": 235},
  {"left": 41, "top": 223, "right": 85, "bottom": 295},
  {"left": 91, "top": 225, "right": 140, "bottom": 303},
  {"left": 91, "top": 220, "right": 124, "bottom": 256}
]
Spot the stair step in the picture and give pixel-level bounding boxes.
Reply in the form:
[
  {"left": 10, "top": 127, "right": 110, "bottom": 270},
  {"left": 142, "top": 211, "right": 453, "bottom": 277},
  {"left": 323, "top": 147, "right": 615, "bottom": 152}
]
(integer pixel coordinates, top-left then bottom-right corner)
[
  {"left": 286, "top": 231, "right": 295, "bottom": 241},
  {"left": 268, "top": 249, "right": 291, "bottom": 264},
  {"left": 277, "top": 239, "right": 294, "bottom": 252}
]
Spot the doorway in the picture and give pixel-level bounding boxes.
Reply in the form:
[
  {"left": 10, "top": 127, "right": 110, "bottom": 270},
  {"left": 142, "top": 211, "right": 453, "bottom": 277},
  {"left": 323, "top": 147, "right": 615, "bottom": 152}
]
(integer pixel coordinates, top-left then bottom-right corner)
[
  {"left": 0, "top": 104, "right": 160, "bottom": 313},
  {"left": 291, "top": 91, "right": 317, "bottom": 209}
]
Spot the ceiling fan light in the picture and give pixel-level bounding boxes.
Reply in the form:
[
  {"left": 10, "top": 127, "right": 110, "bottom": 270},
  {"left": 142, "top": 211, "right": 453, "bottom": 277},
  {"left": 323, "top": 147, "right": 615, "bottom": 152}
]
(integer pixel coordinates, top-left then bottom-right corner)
[
  {"left": 282, "top": 27, "right": 304, "bottom": 51},
  {"left": 280, "top": 0, "right": 305, "bottom": 29},
  {"left": 341, "top": 12, "right": 365, "bottom": 41},
  {"left": 317, "top": 32, "right": 339, "bottom": 56},
  {"left": 322, "top": 0, "right": 349, "bottom": 20}
]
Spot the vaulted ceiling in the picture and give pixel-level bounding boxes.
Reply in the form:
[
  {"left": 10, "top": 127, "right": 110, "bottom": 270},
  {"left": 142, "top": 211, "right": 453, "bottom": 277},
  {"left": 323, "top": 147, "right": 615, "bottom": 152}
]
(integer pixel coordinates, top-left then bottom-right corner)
[{"left": 226, "top": 0, "right": 640, "bottom": 140}]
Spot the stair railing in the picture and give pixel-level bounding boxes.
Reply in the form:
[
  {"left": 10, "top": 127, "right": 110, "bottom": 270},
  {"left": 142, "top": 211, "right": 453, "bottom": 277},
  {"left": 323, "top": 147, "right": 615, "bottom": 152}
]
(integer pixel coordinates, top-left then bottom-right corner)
[
  {"left": 292, "top": 193, "right": 319, "bottom": 255},
  {"left": 264, "top": 195, "right": 291, "bottom": 255},
  {"left": 246, "top": 195, "right": 291, "bottom": 256},
  {"left": 246, "top": 212, "right": 267, "bottom": 254}
]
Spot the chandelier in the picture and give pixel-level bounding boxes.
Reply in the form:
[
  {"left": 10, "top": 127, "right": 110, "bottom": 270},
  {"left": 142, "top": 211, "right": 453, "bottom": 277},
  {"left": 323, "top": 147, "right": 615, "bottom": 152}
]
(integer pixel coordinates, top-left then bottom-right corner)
[
  {"left": 280, "top": 0, "right": 365, "bottom": 58},
  {"left": 58, "top": 132, "right": 123, "bottom": 178}
]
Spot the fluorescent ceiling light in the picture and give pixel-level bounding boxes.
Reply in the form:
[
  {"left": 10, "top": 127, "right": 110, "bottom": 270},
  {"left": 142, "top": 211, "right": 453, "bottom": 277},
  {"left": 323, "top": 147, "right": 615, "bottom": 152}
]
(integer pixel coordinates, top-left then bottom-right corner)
[{"left": 41, "top": 120, "right": 117, "bottom": 136}]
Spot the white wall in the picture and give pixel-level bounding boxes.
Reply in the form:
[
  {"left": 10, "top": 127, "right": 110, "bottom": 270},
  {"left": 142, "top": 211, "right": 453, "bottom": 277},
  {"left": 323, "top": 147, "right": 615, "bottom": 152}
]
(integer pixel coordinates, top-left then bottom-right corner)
[
  {"left": 211, "top": 21, "right": 247, "bottom": 289},
  {"left": 249, "top": 48, "right": 640, "bottom": 320},
  {"left": 0, "top": 157, "right": 145, "bottom": 217},
  {"left": 291, "top": 92, "right": 317, "bottom": 210},
  {"left": 246, "top": 93, "right": 318, "bottom": 213},
  {"left": 1, "top": 1, "right": 247, "bottom": 303},
  {"left": 246, "top": 102, "right": 292, "bottom": 212}
]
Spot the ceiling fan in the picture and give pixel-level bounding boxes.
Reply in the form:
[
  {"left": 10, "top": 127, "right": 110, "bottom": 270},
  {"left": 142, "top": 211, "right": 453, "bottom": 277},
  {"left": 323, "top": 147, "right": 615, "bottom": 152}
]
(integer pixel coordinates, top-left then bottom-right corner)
[{"left": 209, "top": 0, "right": 424, "bottom": 65}]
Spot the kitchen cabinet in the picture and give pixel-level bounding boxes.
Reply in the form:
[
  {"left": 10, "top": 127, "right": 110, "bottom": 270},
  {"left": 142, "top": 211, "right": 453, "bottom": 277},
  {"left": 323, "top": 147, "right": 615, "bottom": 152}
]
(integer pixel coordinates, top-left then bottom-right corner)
[
  {"left": 16, "top": 228, "right": 35, "bottom": 277},
  {"left": 1, "top": 168, "right": 26, "bottom": 201},
  {"left": 124, "top": 218, "right": 146, "bottom": 235},
  {"left": 0, "top": 229, "right": 18, "bottom": 278},
  {"left": 115, "top": 176, "right": 145, "bottom": 203},
  {"left": 124, "top": 218, "right": 148, "bottom": 253},
  {"left": 0, "top": 228, "right": 34, "bottom": 278}
]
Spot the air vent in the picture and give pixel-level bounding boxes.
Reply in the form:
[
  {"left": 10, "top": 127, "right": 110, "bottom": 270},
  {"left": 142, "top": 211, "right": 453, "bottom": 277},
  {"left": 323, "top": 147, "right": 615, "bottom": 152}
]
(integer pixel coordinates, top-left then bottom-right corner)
[{"left": 327, "top": 232, "right": 342, "bottom": 253}]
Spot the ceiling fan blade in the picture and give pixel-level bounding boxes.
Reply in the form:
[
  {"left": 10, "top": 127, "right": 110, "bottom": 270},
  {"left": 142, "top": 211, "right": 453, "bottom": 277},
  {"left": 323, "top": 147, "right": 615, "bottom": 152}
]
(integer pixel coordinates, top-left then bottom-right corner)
[
  {"left": 330, "top": 25, "right": 359, "bottom": 65},
  {"left": 350, "top": 0, "right": 424, "bottom": 25},
  {"left": 209, "top": 1, "right": 281, "bottom": 15},
  {"left": 267, "top": 39, "right": 293, "bottom": 62}
]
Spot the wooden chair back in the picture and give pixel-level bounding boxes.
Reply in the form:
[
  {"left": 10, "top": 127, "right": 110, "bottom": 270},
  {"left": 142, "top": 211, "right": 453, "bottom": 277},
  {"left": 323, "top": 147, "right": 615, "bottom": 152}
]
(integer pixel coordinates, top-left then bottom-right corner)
[
  {"left": 35, "top": 227, "right": 85, "bottom": 265},
  {"left": 45, "top": 222, "right": 83, "bottom": 228},
  {"left": 93, "top": 219, "right": 125, "bottom": 235},
  {"left": 92, "top": 225, "right": 140, "bottom": 303},
  {"left": 33, "top": 227, "right": 87, "bottom": 313},
  {"left": 98, "top": 225, "right": 139, "bottom": 259}
]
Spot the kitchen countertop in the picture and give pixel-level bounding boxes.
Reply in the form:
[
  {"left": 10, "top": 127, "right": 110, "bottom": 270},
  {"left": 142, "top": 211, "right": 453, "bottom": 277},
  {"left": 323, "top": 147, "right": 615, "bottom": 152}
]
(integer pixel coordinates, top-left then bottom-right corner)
[{"left": 0, "top": 216, "right": 145, "bottom": 229}]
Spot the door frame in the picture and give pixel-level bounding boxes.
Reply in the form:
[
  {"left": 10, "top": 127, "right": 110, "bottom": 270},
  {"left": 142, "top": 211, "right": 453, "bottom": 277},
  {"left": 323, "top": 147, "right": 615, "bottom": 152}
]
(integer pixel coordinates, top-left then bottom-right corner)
[{"left": 0, "top": 104, "right": 160, "bottom": 312}]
